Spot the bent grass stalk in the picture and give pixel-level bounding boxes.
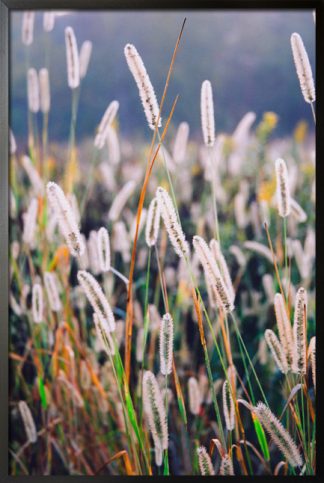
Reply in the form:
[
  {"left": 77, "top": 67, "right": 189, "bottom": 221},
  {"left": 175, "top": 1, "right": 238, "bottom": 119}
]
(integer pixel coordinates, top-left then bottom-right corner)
[{"left": 124, "top": 18, "right": 186, "bottom": 383}]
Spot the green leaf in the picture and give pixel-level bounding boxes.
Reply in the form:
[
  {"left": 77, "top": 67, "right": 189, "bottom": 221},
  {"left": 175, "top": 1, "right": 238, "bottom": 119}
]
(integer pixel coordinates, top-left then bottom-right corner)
[
  {"left": 163, "top": 449, "right": 169, "bottom": 475},
  {"left": 38, "top": 377, "right": 47, "bottom": 409},
  {"left": 253, "top": 415, "right": 270, "bottom": 461},
  {"left": 177, "top": 394, "right": 187, "bottom": 425}
]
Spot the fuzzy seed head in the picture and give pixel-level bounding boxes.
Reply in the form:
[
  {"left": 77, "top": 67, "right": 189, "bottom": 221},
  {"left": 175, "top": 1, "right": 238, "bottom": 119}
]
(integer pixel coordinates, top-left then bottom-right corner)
[
  {"left": 274, "top": 293, "right": 294, "bottom": 367},
  {"left": 22, "top": 12, "right": 35, "bottom": 46},
  {"left": 39, "top": 68, "right": 50, "bottom": 114},
  {"left": 292, "top": 287, "right": 307, "bottom": 375},
  {"left": 220, "top": 455, "right": 234, "bottom": 475},
  {"left": 290, "top": 198, "right": 307, "bottom": 223},
  {"left": 27, "top": 68, "right": 40, "bottom": 113},
  {"left": 201, "top": 80, "right": 215, "bottom": 147},
  {"left": 188, "top": 376, "right": 202, "bottom": 415},
  {"left": 77, "top": 270, "right": 116, "bottom": 332},
  {"left": 308, "top": 336, "right": 316, "bottom": 390},
  {"left": 46, "top": 181, "right": 85, "bottom": 257},
  {"left": 145, "top": 197, "right": 161, "bottom": 247},
  {"left": 159, "top": 313, "right": 174, "bottom": 375},
  {"left": 106, "top": 126, "right": 120, "bottom": 165},
  {"left": 79, "top": 41, "right": 92, "bottom": 79},
  {"left": 156, "top": 187, "right": 189, "bottom": 258},
  {"left": 291, "top": 33, "right": 315, "bottom": 103},
  {"left": 197, "top": 446, "right": 215, "bottom": 475},
  {"left": 94, "top": 100, "right": 119, "bottom": 149},
  {"left": 44, "top": 272, "right": 61, "bottom": 312},
  {"left": 18, "top": 401, "right": 37, "bottom": 443},
  {"left": 172, "top": 122, "right": 189, "bottom": 164},
  {"left": 210, "top": 238, "right": 235, "bottom": 305},
  {"left": 10, "top": 129, "right": 17, "bottom": 155},
  {"left": 222, "top": 380, "right": 235, "bottom": 431},
  {"left": 87, "top": 231, "right": 101, "bottom": 274},
  {"left": 265, "top": 329, "right": 288, "bottom": 374},
  {"left": 193, "top": 235, "right": 234, "bottom": 313},
  {"left": 22, "top": 197, "right": 38, "bottom": 247},
  {"left": 124, "top": 43, "right": 161, "bottom": 131},
  {"left": 97, "top": 227, "right": 111, "bottom": 272},
  {"left": 43, "top": 12, "right": 55, "bottom": 32},
  {"left": 142, "top": 370, "right": 168, "bottom": 451},
  {"left": 275, "top": 158, "right": 291, "bottom": 217},
  {"left": 93, "top": 313, "right": 115, "bottom": 356},
  {"left": 65, "top": 26, "right": 80, "bottom": 89},
  {"left": 154, "top": 441, "right": 163, "bottom": 467},
  {"left": 32, "top": 283, "right": 43, "bottom": 323},
  {"left": 254, "top": 402, "right": 303, "bottom": 467}
]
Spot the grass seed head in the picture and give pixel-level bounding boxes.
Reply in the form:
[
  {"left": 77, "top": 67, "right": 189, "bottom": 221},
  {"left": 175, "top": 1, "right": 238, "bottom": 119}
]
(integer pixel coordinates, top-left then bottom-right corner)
[
  {"left": 124, "top": 43, "right": 161, "bottom": 131},
  {"left": 145, "top": 197, "right": 161, "bottom": 248},
  {"left": 18, "top": 401, "right": 37, "bottom": 443},
  {"left": 44, "top": 272, "right": 62, "bottom": 312},
  {"left": 39, "top": 68, "right": 50, "bottom": 114},
  {"left": 275, "top": 158, "right": 291, "bottom": 217},
  {"left": 79, "top": 40, "right": 93, "bottom": 79},
  {"left": 142, "top": 370, "right": 168, "bottom": 451},
  {"left": 156, "top": 186, "right": 189, "bottom": 259},
  {"left": 22, "top": 12, "right": 35, "bottom": 46},
  {"left": 77, "top": 270, "right": 116, "bottom": 332},
  {"left": 46, "top": 181, "right": 85, "bottom": 257},
  {"left": 197, "top": 446, "right": 215, "bottom": 475},
  {"left": 220, "top": 455, "right": 234, "bottom": 475},
  {"left": 265, "top": 329, "right": 288, "bottom": 374},
  {"left": 94, "top": 100, "right": 119, "bottom": 149},
  {"left": 43, "top": 12, "right": 55, "bottom": 32},
  {"left": 292, "top": 287, "right": 307, "bottom": 375},
  {"left": 172, "top": 121, "right": 189, "bottom": 164},
  {"left": 201, "top": 80, "right": 215, "bottom": 147},
  {"left": 32, "top": 283, "right": 43, "bottom": 323},
  {"left": 254, "top": 402, "right": 303, "bottom": 468},
  {"left": 188, "top": 376, "right": 202, "bottom": 415},
  {"left": 291, "top": 33, "right": 315, "bottom": 103},
  {"left": 65, "top": 26, "right": 80, "bottom": 89},
  {"left": 159, "top": 313, "right": 174, "bottom": 375},
  {"left": 27, "top": 68, "right": 40, "bottom": 113},
  {"left": 222, "top": 379, "right": 235, "bottom": 431},
  {"left": 193, "top": 235, "right": 234, "bottom": 313},
  {"left": 97, "top": 227, "right": 111, "bottom": 272}
]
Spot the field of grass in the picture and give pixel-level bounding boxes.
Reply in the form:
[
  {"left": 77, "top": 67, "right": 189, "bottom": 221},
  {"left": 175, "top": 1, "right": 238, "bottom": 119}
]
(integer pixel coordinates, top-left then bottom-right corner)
[{"left": 9, "top": 11, "right": 315, "bottom": 476}]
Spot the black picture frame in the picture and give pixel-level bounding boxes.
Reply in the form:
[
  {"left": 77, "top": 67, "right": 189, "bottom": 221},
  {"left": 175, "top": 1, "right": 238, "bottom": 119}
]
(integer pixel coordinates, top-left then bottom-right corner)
[{"left": 1, "top": 1, "right": 323, "bottom": 481}]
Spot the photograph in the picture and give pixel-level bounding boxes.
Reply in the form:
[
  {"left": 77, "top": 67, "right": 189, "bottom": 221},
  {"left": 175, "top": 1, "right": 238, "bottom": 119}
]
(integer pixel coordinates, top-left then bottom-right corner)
[{"left": 8, "top": 8, "right": 315, "bottom": 476}]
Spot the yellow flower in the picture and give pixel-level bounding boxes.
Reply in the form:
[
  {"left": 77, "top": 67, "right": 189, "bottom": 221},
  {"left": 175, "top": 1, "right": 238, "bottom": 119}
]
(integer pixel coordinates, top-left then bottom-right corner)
[
  {"left": 294, "top": 121, "right": 308, "bottom": 143},
  {"left": 258, "top": 178, "right": 276, "bottom": 202},
  {"left": 263, "top": 112, "right": 278, "bottom": 129},
  {"left": 256, "top": 112, "right": 278, "bottom": 140}
]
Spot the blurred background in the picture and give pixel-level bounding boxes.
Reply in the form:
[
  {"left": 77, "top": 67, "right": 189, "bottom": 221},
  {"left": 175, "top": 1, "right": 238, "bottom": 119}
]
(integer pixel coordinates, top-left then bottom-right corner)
[{"left": 10, "top": 10, "right": 315, "bottom": 143}]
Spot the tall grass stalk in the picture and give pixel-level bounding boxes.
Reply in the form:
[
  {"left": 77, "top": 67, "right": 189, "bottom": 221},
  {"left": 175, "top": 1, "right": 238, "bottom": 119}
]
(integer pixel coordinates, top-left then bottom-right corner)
[{"left": 208, "top": 147, "right": 221, "bottom": 244}]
